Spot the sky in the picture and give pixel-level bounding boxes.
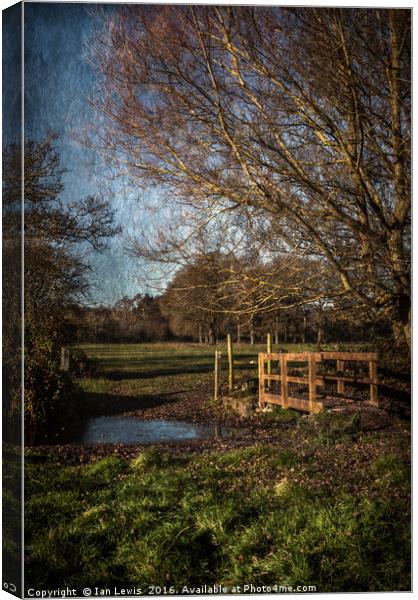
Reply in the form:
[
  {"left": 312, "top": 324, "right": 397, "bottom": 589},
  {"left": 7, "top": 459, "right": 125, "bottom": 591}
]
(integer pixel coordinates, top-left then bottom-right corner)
[{"left": 23, "top": 2, "right": 148, "bottom": 305}]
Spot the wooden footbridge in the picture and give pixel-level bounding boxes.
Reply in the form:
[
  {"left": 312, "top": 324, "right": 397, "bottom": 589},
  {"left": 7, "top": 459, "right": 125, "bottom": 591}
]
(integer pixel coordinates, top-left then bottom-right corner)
[{"left": 258, "top": 351, "right": 378, "bottom": 413}]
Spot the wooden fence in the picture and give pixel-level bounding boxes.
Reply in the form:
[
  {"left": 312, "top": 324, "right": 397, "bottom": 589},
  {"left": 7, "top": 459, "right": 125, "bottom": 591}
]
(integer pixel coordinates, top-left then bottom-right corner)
[{"left": 258, "top": 351, "right": 379, "bottom": 414}]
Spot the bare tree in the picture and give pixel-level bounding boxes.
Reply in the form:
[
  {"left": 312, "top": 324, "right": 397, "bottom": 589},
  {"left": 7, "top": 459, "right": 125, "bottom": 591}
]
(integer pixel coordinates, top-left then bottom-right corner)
[
  {"left": 90, "top": 6, "right": 411, "bottom": 349},
  {"left": 3, "top": 136, "right": 120, "bottom": 437},
  {"left": 20, "top": 135, "right": 120, "bottom": 318},
  {"left": 160, "top": 253, "right": 235, "bottom": 344}
]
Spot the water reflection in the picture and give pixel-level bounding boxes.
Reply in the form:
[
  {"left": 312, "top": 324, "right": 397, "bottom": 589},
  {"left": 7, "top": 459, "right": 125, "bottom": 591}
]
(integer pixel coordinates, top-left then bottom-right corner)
[{"left": 48, "top": 417, "right": 236, "bottom": 445}]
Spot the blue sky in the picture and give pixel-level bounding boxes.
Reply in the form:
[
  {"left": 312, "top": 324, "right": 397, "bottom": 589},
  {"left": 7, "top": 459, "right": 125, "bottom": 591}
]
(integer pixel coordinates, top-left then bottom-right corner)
[{"left": 23, "top": 2, "right": 147, "bottom": 305}]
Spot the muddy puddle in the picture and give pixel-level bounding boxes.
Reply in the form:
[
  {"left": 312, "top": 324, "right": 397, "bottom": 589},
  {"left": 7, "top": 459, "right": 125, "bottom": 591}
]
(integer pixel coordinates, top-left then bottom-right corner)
[{"left": 45, "top": 417, "right": 239, "bottom": 445}]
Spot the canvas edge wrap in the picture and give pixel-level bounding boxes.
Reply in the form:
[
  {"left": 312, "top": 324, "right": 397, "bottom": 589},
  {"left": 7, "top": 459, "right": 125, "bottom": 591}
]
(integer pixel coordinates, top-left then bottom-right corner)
[{"left": 2, "top": 1, "right": 23, "bottom": 597}]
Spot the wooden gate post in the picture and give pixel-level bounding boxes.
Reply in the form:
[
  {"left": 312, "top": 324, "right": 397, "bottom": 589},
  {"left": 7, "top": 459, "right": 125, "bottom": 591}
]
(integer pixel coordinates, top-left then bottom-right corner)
[
  {"left": 369, "top": 358, "right": 378, "bottom": 406},
  {"left": 227, "top": 334, "right": 234, "bottom": 391},
  {"left": 258, "top": 354, "right": 265, "bottom": 409},
  {"left": 337, "top": 359, "right": 345, "bottom": 395},
  {"left": 267, "top": 333, "right": 272, "bottom": 388},
  {"left": 214, "top": 350, "right": 222, "bottom": 402},
  {"left": 308, "top": 354, "right": 318, "bottom": 413},
  {"left": 60, "top": 346, "right": 70, "bottom": 372},
  {"left": 280, "top": 354, "right": 288, "bottom": 409}
]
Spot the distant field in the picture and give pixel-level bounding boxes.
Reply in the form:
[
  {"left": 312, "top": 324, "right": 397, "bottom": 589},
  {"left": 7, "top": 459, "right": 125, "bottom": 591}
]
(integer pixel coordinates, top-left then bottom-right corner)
[{"left": 77, "top": 342, "right": 320, "bottom": 416}]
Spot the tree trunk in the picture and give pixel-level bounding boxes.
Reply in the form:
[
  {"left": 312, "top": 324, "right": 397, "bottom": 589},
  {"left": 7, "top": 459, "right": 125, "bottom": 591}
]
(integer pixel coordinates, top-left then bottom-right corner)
[
  {"left": 391, "top": 293, "right": 411, "bottom": 353},
  {"left": 401, "top": 314, "right": 411, "bottom": 353},
  {"left": 250, "top": 315, "right": 255, "bottom": 345},
  {"left": 274, "top": 314, "right": 279, "bottom": 345},
  {"left": 198, "top": 323, "right": 203, "bottom": 344},
  {"left": 387, "top": 228, "right": 411, "bottom": 353},
  {"left": 208, "top": 327, "right": 215, "bottom": 345},
  {"left": 302, "top": 313, "right": 307, "bottom": 344},
  {"left": 236, "top": 320, "right": 241, "bottom": 344},
  {"left": 316, "top": 304, "right": 324, "bottom": 346}
]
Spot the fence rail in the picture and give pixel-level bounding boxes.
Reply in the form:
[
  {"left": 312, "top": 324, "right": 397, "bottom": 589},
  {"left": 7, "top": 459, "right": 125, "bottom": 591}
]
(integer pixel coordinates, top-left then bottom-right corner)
[{"left": 258, "top": 351, "right": 379, "bottom": 413}]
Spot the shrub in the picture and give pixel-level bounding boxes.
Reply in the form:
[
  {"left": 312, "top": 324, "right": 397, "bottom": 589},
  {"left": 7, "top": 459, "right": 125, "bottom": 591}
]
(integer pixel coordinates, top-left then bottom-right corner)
[
  {"left": 69, "top": 348, "right": 98, "bottom": 377},
  {"left": 24, "top": 334, "right": 82, "bottom": 443},
  {"left": 298, "top": 410, "right": 361, "bottom": 446}
]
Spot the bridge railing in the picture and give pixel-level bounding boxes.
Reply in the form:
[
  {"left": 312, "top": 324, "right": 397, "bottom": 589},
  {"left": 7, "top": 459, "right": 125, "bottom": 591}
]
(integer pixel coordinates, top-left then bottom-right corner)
[{"left": 258, "top": 351, "right": 379, "bottom": 413}]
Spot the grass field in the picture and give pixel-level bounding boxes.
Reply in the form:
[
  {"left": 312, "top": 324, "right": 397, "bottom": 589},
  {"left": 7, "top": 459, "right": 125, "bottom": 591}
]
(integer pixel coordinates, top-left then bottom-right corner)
[
  {"left": 77, "top": 342, "right": 323, "bottom": 416},
  {"left": 24, "top": 342, "right": 411, "bottom": 593}
]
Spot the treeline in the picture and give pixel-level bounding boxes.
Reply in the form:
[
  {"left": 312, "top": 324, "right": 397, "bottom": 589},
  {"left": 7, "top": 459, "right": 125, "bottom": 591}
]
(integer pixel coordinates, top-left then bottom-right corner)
[
  {"left": 77, "top": 285, "right": 390, "bottom": 347},
  {"left": 77, "top": 295, "right": 170, "bottom": 343}
]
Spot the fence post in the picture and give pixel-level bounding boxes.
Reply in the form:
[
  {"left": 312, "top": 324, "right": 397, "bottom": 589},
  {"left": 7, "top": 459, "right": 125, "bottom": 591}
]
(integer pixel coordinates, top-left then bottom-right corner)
[
  {"left": 267, "top": 333, "right": 272, "bottom": 387},
  {"left": 227, "top": 334, "right": 234, "bottom": 391},
  {"left": 308, "top": 354, "right": 317, "bottom": 413},
  {"left": 60, "top": 346, "right": 70, "bottom": 372},
  {"left": 369, "top": 358, "right": 378, "bottom": 406},
  {"left": 214, "top": 350, "right": 222, "bottom": 402},
  {"left": 258, "top": 353, "right": 265, "bottom": 409},
  {"left": 280, "top": 354, "right": 288, "bottom": 409},
  {"left": 337, "top": 359, "right": 345, "bottom": 395}
]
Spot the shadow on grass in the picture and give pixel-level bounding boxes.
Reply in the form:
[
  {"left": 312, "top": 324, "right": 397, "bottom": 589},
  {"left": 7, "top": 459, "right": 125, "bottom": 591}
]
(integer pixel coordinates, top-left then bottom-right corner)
[
  {"left": 104, "top": 365, "right": 213, "bottom": 380},
  {"left": 379, "top": 366, "right": 411, "bottom": 383},
  {"left": 92, "top": 352, "right": 260, "bottom": 367},
  {"left": 378, "top": 383, "right": 411, "bottom": 418},
  {"left": 81, "top": 390, "right": 181, "bottom": 416},
  {"left": 102, "top": 361, "right": 256, "bottom": 381}
]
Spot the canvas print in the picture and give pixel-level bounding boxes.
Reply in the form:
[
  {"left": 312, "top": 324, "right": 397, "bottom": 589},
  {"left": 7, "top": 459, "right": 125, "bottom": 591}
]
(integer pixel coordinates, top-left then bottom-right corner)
[{"left": 2, "top": 2, "right": 411, "bottom": 596}]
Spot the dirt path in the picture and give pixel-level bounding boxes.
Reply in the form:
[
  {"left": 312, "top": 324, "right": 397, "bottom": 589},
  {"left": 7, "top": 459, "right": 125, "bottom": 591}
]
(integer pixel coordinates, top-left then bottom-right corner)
[{"left": 121, "top": 384, "right": 220, "bottom": 423}]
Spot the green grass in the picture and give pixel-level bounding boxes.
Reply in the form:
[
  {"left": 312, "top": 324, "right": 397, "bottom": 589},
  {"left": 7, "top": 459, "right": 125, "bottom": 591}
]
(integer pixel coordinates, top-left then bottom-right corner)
[
  {"left": 25, "top": 438, "right": 410, "bottom": 592},
  {"left": 3, "top": 447, "right": 22, "bottom": 591},
  {"left": 261, "top": 405, "right": 302, "bottom": 425},
  {"left": 76, "top": 341, "right": 339, "bottom": 416},
  {"left": 24, "top": 342, "right": 410, "bottom": 593}
]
